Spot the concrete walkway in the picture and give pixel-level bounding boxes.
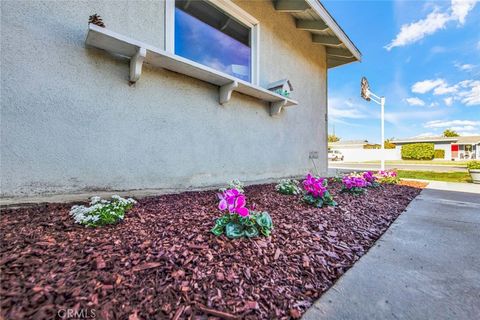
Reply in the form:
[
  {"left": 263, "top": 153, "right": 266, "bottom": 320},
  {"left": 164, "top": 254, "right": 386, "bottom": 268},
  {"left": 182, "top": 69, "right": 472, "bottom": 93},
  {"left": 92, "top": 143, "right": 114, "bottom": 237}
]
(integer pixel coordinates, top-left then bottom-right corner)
[{"left": 303, "top": 181, "right": 480, "bottom": 320}]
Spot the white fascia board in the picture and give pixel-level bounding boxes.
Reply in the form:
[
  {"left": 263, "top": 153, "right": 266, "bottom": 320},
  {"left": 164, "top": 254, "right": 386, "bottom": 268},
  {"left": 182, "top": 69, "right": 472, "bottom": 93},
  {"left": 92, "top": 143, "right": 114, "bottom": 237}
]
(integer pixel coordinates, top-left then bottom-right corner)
[
  {"left": 393, "top": 138, "right": 458, "bottom": 144},
  {"left": 305, "top": 0, "right": 362, "bottom": 62}
]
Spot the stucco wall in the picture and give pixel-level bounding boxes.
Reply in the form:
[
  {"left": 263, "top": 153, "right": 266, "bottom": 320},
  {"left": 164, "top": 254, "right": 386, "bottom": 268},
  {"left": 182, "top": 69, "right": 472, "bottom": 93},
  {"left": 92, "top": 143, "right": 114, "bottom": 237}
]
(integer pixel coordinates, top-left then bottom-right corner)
[{"left": 1, "top": 0, "right": 328, "bottom": 197}]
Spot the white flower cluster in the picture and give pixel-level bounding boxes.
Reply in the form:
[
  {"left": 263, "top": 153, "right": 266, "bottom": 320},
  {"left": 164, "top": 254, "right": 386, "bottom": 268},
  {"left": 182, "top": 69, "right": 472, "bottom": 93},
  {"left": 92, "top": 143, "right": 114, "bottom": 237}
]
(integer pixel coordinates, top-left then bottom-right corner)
[
  {"left": 70, "top": 195, "right": 137, "bottom": 226},
  {"left": 219, "top": 179, "right": 245, "bottom": 194}
]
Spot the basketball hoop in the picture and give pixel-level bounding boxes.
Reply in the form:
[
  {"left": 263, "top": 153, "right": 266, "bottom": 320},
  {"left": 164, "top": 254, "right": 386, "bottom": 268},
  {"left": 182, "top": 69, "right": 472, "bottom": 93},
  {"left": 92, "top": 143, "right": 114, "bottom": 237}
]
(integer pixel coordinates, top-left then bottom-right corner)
[
  {"left": 359, "top": 77, "right": 386, "bottom": 170},
  {"left": 360, "top": 77, "right": 370, "bottom": 101}
]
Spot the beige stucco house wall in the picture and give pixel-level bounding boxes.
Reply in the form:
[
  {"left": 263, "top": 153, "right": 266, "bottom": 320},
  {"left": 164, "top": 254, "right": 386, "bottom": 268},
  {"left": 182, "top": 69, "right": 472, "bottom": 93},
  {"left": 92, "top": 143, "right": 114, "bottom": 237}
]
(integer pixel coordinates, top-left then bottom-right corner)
[{"left": 0, "top": 0, "right": 359, "bottom": 197}]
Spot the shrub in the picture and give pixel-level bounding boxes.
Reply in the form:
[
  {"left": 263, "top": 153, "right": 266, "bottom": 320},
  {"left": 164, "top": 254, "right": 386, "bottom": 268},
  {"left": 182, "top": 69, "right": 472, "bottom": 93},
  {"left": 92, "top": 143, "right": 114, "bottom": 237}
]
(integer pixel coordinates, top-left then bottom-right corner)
[
  {"left": 434, "top": 149, "right": 445, "bottom": 159},
  {"left": 375, "top": 170, "right": 400, "bottom": 184},
  {"left": 70, "top": 195, "right": 136, "bottom": 227},
  {"left": 467, "top": 161, "right": 480, "bottom": 170},
  {"left": 275, "top": 179, "right": 302, "bottom": 195},
  {"left": 219, "top": 179, "right": 245, "bottom": 194},
  {"left": 341, "top": 175, "right": 368, "bottom": 195},
  {"left": 302, "top": 173, "right": 336, "bottom": 207},
  {"left": 211, "top": 189, "right": 273, "bottom": 238},
  {"left": 401, "top": 143, "right": 435, "bottom": 160}
]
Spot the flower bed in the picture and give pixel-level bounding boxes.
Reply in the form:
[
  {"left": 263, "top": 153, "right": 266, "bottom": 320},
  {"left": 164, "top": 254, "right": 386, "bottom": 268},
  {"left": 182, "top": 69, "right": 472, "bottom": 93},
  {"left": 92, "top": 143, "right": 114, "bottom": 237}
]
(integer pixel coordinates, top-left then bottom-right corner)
[{"left": 0, "top": 181, "right": 422, "bottom": 319}]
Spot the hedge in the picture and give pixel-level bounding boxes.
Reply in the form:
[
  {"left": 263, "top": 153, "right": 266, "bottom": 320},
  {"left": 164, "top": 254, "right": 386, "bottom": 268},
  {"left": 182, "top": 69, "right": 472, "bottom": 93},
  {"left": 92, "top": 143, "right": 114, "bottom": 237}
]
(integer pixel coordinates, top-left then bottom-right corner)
[
  {"left": 434, "top": 149, "right": 445, "bottom": 159},
  {"left": 401, "top": 143, "right": 435, "bottom": 160}
]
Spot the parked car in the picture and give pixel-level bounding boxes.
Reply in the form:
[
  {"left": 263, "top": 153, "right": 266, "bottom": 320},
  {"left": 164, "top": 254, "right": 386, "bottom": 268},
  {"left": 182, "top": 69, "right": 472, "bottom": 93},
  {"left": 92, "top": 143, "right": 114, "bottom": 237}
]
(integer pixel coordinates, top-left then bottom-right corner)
[{"left": 328, "top": 150, "right": 344, "bottom": 161}]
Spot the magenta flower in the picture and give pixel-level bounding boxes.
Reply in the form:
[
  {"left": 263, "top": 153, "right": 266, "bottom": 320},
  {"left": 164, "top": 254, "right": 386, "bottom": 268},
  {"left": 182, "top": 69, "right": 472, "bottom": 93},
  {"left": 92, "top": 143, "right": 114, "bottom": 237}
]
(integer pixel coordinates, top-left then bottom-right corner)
[
  {"left": 342, "top": 176, "right": 367, "bottom": 189},
  {"left": 377, "top": 170, "right": 397, "bottom": 178},
  {"left": 303, "top": 173, "right": 327, "bottom": 198},
  {"left": 218, "top": 189, "right": 249, "bottom": 217},
  {"left": 363, "top": 171, "right": 377, "bottom": 184}
]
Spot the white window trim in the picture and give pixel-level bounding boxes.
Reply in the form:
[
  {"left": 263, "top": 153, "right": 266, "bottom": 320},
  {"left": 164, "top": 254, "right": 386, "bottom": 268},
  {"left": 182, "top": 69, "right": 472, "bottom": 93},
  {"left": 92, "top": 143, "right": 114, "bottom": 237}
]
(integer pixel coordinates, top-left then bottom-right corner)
[{"left": 165, "top": 0, "right": 260, "bottom": 85}]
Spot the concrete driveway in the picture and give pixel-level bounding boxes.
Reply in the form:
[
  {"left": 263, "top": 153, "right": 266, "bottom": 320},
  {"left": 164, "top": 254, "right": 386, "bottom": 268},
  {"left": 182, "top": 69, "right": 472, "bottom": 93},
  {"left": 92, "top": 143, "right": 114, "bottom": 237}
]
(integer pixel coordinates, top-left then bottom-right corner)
[
  {"left": 329, "top": 162, "right": 467, "bottom": 172},
  {"left": 303, "top": 181, "right": 480, "bottom": 320}
]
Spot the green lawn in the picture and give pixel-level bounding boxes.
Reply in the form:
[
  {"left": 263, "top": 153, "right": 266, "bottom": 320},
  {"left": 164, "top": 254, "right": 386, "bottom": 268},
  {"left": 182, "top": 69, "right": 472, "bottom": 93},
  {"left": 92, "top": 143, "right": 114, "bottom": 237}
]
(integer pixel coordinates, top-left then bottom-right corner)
[
  {"left": 358, "top": 160, "right": 468, "bottom": 166},
  {"left": 398, "top": 170, "right": 472, "bottom": 183}
]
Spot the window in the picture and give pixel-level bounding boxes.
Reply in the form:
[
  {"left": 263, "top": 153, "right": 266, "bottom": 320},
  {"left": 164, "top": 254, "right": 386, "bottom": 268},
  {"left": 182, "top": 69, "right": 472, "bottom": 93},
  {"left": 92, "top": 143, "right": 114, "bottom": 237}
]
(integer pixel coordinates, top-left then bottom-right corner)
[{"left": 171, "top": 0, "right": 258, "bottom": 83}]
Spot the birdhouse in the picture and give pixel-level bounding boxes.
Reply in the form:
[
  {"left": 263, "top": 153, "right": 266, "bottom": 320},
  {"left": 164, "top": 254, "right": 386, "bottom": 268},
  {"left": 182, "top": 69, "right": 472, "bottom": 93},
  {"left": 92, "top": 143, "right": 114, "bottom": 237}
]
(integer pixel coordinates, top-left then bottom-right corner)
[{"left": 267, "top": 79, "right": 293, "bottom": 98}]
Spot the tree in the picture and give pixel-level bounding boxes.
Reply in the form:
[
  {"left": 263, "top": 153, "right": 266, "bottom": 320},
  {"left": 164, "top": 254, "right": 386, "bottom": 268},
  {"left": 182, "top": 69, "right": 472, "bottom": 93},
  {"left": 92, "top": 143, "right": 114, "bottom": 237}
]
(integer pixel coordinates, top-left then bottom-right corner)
[
  {"left": 443, "top": 129, "right": 459, "bottom": 137},
  {"left": 384, "top": 139, "right": 396, "bottom": 149},
  {"left": 328, "top": 134, "right": 340, "bottom": 143}
]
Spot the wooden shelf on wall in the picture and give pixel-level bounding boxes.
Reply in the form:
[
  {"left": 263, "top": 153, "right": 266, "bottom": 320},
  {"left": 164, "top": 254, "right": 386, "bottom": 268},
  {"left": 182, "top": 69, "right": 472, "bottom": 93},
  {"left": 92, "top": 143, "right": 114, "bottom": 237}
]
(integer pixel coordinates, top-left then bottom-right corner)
[{"left": 85, "top": 24, "right": 298, "bottom": 116}]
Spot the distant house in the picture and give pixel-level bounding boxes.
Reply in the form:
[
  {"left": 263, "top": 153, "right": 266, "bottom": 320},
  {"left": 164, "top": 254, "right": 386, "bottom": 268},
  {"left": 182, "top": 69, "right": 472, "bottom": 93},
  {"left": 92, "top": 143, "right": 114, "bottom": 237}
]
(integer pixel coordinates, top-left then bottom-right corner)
[
  {"left": 392, "top": 136, "right": 480, "bottom": 160},
  {"left": 1, "top": 0, "right": 361, "bottom": 197},
  {"left": 329, "top": 140, "right": 369, "bottom": 149}
]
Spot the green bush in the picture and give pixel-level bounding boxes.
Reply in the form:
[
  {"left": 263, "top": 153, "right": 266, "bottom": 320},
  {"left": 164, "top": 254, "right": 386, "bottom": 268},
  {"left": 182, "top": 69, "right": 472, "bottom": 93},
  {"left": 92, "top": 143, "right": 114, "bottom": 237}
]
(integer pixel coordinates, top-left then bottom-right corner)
[
  {"left": 434, "top": 149, "right": 445, "bottom": 159},
  {"left": 401, "top": 143, "right": 435, "bottom": 160},
  {"left": 211, "top": 211, "right": 273, "bottom": 238},
  {"left": 467, "top": 161, "right": 480, "bottom": 170},
  {"left": 275, "top": 179, "right": 302, "bottom": 195}
]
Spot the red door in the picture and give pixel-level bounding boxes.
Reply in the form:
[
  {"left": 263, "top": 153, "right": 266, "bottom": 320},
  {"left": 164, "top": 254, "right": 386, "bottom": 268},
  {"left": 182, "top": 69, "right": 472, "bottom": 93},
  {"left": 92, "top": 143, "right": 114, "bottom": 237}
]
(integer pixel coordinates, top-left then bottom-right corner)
[{"left": 451, "top": 144, "right": 459, "bottom": 159}]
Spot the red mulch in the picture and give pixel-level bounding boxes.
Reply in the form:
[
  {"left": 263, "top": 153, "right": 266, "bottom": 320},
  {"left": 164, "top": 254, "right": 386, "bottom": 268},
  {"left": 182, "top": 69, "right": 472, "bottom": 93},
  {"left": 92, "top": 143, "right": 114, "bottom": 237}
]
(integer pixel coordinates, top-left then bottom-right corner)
[
  {"left": 398, "top": 180, "right": 428, "bottom": 189},
  {"left": 0, "top": 181, "right": 422, "bottom": 320}
]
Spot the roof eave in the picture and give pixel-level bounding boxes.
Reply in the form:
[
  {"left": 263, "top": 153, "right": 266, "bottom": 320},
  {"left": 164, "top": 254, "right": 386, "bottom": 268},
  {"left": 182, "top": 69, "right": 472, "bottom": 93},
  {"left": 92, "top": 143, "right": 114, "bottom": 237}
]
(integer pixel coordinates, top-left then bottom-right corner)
[{"left": 305, "top": 0, "right": 362, "bottom": 63}]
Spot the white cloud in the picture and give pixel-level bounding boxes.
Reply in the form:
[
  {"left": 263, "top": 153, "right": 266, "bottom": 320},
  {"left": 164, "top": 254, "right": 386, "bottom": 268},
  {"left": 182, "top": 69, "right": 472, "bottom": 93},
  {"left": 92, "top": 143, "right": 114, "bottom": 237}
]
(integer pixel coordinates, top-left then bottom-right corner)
[
  {"left": 411, "top": 79, "right": 446, "bottom": 93},
  {"left": 457, "top": 80, "right": 480, "bottom": 106},
  {"left": 328, "top": 97, "right": 369, "bottom": 121},
  {"left": 451, "top": 0, "right": 478, "bottom": 24},
  {"left": 444, "top": 97, "right": 454, "bottom": 106},
  {"left": 414, "top": 132, "right": 438, "bottom": 138},
  {"left": 433, "top": 84, "right": 458, "bottom": 95},
  {"left": 385, "top": 11, "right": 451, "bottom": 50},
  {"left": 412, "top": 79, "right": 480, "bottom": 106},
  {"left": 457, "top": 131, "right": 480, "bottom": 136},
  {"left": 455, "top": 63, "right": 476, "bottom": 71},
  {"left": 449, "top": 125, "right": 478, "bottom": 131},
  {"left": 385, "top": 0, "right": 478, "bottom": 50},
  {"left": 425, "top": 119, "right": 480, "bottom": 128},
  {"left": 384, "top": 109, "right": 448, "bottom": 126},
  {"left": 405, "top": 97, "right": 426, "bottom": 106}
]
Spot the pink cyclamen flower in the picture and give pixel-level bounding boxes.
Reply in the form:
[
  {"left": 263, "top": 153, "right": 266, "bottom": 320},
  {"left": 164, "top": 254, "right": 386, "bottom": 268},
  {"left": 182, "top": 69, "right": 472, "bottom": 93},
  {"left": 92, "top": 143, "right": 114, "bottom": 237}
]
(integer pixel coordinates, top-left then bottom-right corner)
[
  {"left": 377, "top": 170, "right": 397, "bottom": 178},
  {"left": 363, "top": 171, "right": 376, "bottom": 184},
  {"left": 343, "top": 176, "right": 367, "bottom": 189},
  {"left": 218, "top": 188, "right": 249, "bottom": 217},
  {"left": 303, "top": 173, "right": 327, "bottom": 198}
]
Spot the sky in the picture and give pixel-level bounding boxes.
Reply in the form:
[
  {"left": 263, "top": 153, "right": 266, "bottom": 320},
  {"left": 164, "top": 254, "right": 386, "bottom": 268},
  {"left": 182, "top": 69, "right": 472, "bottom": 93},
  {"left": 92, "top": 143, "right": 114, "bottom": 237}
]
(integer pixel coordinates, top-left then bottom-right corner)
[{"left": 323, "top": 0, "right": 480, "bottom": 143}]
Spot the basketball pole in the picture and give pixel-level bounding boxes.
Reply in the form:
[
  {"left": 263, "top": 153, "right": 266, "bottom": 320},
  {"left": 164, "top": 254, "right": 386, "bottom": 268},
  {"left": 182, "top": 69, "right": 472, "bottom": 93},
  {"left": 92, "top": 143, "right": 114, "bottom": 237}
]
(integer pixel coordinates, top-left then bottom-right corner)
[{"left": 366, "top": 90, "right": 386, "bottom": 171}]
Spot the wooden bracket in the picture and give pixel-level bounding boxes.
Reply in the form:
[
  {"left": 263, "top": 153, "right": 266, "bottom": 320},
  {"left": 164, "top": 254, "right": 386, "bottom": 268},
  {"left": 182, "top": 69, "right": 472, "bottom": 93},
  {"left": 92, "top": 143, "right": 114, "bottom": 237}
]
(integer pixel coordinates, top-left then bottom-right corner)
[
  {"left": 129, "top": 47, "right": 146, "bottom": 83},
  {"left": 219, "top": 81, "right": 238, "bottom": 104},
  {"left": 270, "top": 99, "right": 287, "bottom": 116}
]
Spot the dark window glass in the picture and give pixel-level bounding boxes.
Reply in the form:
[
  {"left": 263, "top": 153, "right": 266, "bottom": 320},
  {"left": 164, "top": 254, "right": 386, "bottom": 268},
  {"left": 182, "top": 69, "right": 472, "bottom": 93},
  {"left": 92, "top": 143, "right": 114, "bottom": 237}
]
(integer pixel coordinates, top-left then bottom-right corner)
[{"left": 175, "top": 0, "right": 251, "bottom": 82}]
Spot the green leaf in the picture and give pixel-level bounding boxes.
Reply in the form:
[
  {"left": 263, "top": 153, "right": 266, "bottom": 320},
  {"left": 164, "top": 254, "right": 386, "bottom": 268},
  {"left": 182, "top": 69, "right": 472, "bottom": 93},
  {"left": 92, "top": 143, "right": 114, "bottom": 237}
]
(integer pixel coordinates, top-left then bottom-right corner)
[
  {"left": 214, "top": 215, "right": 230, "bottom": 227},
  {"left": 240, "top": 216, "right": 255, "bottom": 227},
  {"left": 211, "top": 224, "right": 224, "bottom": 236},
  {"left": 260, "top": 226, "right": 271, "bottom": 237},
  {"left": 315, "top": 198, "right": 324, "bottom": 208},
  {"left": 244, "top": 226, "right": 259, "bottom": 238},
  {"left": 255, "top": 212, "right": 273, "bottom": 229},
  {"left": 225, "top": 222, "right": 245, "bottom": 239}
]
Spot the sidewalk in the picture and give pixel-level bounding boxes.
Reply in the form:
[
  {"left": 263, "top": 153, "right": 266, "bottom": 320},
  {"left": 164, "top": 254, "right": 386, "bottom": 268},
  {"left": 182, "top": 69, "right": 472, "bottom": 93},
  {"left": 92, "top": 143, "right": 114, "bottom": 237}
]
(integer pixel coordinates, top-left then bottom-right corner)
[{"left": 303, "top": 181, "right": 480, "bottom": 320}]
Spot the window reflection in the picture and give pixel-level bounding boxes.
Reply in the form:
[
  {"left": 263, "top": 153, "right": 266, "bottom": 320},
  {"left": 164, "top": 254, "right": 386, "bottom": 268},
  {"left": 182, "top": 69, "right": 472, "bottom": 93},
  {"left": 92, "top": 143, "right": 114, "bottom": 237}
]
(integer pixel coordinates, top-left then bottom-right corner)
[{"left": 174, "top": 5, "right": 251, "bottom": 82}]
